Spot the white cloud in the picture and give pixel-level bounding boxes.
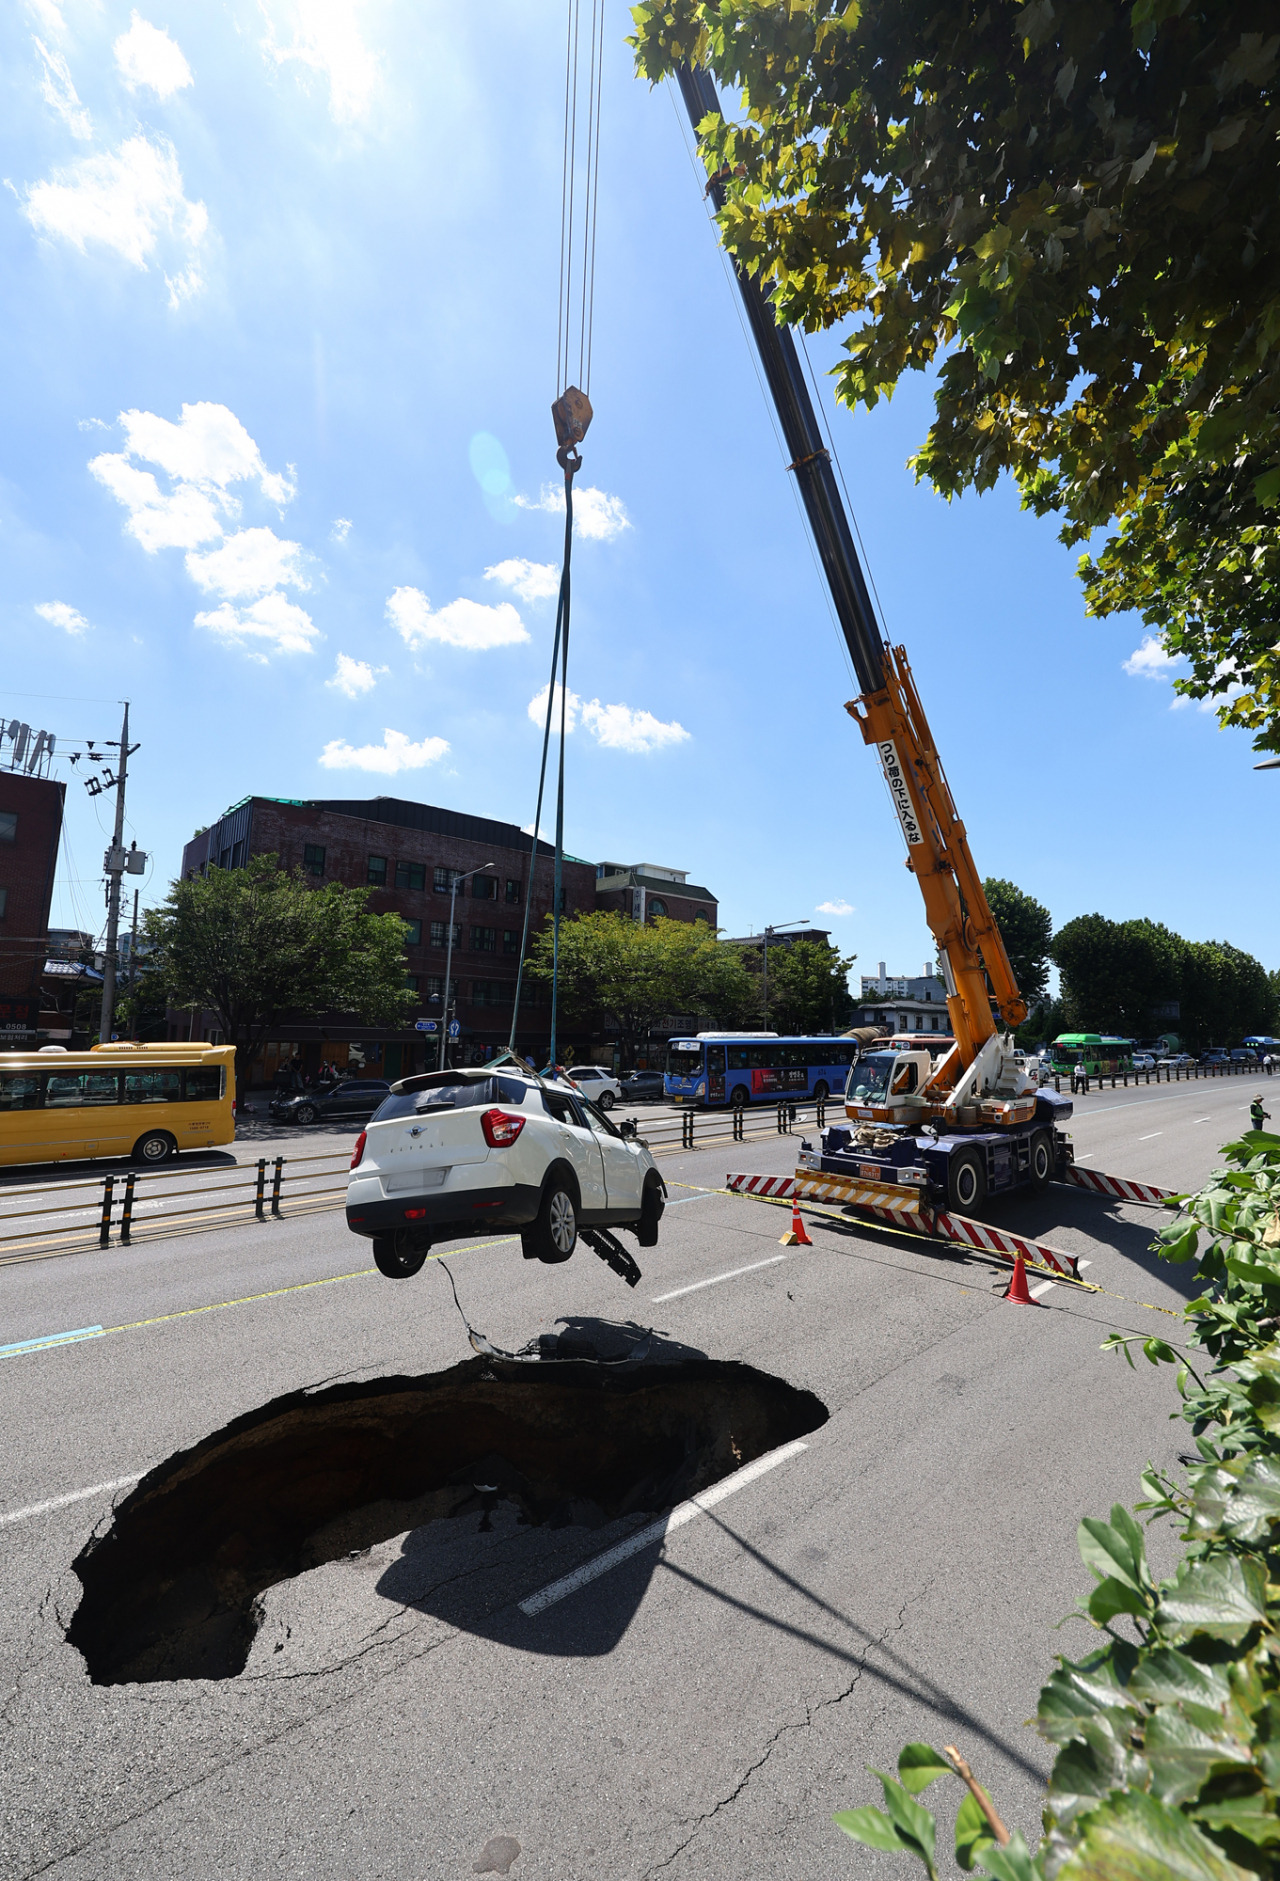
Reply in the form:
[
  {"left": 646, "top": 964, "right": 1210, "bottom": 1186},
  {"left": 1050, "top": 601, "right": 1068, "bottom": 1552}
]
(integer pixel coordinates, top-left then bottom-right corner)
[
  {"left": 195, "top": 594, "right": 320, "bottom": 658},
  {"left": 387, "top": 586, "right": 528, "bottom": 651},
  {"left": 35, "top": 600, "right": 90, "bottom": 635},
  {"left": 816, "top": 899, "right": 855, "bottom": 916},
  {"left": 326, "top": 652, "right": 384, "bottom": 698},
  {"left": 318, "top": 728, "right": 448, "bottom": 774},
  {"left": 25, "top": 1, "right": 66, "bottom": 34},
  {"left": 186, "top": 527, "right": 308, "bottom": 599},
  {"left": 516, "top": 482, "right": 631, "bottom": 542},
  {"left": 114, "top": 13, "right": 193, "bottom": 97},
  {"left": 484, "top": 558, "right": 560, "bottom": 604},
  {"left": 526, "top": 684, "right": 690, "bottom": 755},
  {"left": 88, "top": 454, "right": 223, "bottom": 551},
  {"left": 264, "top": 0, "right": 380, "bottom": 125},
  {"left": 23, "top": 134, "right": 207, "bottom": 293},
  {"left": 331, "top": 516, "right": 352, "bottom": 541},
  {"left": 33, "top": 38, "right": 92, "bottom": 139},
  {"left": 1123, "top": 635, "right": 1183, "bottom": 679}
]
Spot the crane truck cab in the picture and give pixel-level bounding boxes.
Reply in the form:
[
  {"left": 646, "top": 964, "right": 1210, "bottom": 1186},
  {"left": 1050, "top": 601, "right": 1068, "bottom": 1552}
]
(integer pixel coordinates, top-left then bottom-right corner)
[{"left": 845, "top": 1048, "right": 934, "bottom": 1125}]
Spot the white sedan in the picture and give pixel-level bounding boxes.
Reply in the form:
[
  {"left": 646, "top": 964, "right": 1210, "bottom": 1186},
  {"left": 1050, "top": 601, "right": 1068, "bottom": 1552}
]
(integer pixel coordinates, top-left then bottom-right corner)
[
  {"left": 564, "top": 1064, "right": 622, "bottom": 1109},
  {"left": 346, "top": 1067, "right": 665, "bottom": 1279}
]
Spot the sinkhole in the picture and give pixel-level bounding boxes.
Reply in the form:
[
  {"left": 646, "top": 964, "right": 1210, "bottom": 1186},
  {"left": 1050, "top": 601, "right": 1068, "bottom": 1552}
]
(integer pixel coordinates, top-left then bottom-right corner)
[{"left": 68, "top": 1343, "right": 827, "bottom": 1684}]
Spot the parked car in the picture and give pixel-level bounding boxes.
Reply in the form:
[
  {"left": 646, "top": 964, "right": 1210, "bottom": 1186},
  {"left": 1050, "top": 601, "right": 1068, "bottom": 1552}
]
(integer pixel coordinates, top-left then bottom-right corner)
[
  {"left": 269, "top": 1079, "right": 392, "bottom": 1125},
  {"left": 1132, "top": 1053, "right": 1156, "bottom": 1071},
  {"left": 620, "top": 1068, "right": 665, "bottom": 1103},
  {"left": 564, "top": 1064, "right": 622, "bottom": 1110},
  {"left": 346, "top": 1067, "right": 667, "bottom": 1278}
]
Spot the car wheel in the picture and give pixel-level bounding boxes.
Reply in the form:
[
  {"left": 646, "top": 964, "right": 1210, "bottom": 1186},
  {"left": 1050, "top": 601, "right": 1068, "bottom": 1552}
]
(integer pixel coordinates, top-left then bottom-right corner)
[
  {"left": 295, "top": 1103, "right": 318, "bottom": 1124},
  {"left": 813, "top": 1080, "right": 830, "bottom": 1103},
  {"left": 599, "top": 1090, "right": 615, "bottom": 1111},
  {"left": 1028, "top": 1128, "right": 1054, "bottom": 1190},
  {"left": 132, "top": 1130, "right": 175, "bottom": 1165},
  {"left": 522, "top": 1174, "right": 578, "bottom": 1264},
  {"left": 946, "top": 1149, "right": 986, "bottom": 1213},
  {"left": 636, "top": 1174, "right": 664, "bottom": 1248},
  {"left": 372, "top": 1229, "right": 431, "bottom": 1279},
  {"left": 730, "top": 1086, "right": 749, "bottom": 1110}
]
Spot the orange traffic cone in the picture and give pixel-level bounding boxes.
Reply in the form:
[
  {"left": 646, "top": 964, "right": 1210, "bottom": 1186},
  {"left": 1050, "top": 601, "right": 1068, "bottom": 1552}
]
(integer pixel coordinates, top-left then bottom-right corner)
[
  {"left": 780, "top": 1194, "right": 813, "bottom": 1247},
  {"left": 1002, "top": 1255, "right": 1041, "bottom": 1306}
]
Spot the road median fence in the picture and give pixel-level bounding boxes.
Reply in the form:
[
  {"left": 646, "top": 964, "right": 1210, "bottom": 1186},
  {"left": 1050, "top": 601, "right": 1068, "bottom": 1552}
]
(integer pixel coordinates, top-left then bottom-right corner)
[{"left": 1051, "top": 1057, "right": 1267, "bottom": 1093}]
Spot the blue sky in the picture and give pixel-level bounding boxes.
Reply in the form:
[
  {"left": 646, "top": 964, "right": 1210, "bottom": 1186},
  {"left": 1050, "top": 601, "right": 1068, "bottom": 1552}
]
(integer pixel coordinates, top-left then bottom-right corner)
[{"left": 2, "top": 0, "right": 1273, "bottom": 983}]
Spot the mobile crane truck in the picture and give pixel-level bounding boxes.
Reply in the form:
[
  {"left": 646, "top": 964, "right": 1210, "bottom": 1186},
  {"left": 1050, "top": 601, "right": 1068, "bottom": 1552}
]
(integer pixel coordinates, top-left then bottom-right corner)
[{"left": 668, "top": 65, "right": 1171, "bottom": 1258}]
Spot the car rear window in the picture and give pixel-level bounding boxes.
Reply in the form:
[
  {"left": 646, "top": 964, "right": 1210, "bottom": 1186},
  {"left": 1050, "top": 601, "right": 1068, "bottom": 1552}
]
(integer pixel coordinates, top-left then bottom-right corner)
[{"left": 371, "top": 1075, "right": 529, "bottom": 1122}]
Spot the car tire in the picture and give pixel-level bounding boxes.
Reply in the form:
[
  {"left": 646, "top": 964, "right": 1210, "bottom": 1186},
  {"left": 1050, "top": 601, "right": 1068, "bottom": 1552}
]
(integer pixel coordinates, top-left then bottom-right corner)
[
  {"left": 813, "top": 1080, "right": 830, "bottom": 1102},
  {"left": 946, "top": 1149, "right": 986, "bottom": 1213},
  {"left": 730, "top": 1086, "right": 749, "bottom": 1110},
  {"left": 1028, "top": 1128, "right": 1054, "bottom": 1190},
  {"left": 295, "top": 1103, "right": 318, "bottom": 1124},
  {"left": 522, "top": 1172, "right": 579, "bottom": 1264},
  {"left": 132, "top": 1130, "right": 175, "bottom": 1166},
  {"left": 372, "top": 1229, "right": 431, "bottom": 1279},
  {"left": 599, "top": 1090, "right": 615, "bottom": 1111},
  {"left": 636, "top": 1174, "right": 664, "bottom": 1248}
]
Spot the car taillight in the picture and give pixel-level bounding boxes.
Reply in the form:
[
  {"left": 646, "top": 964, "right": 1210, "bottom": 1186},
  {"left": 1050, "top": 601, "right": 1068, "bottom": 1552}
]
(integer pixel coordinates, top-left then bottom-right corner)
[
  {"left": 481, "top": 1108, "right": 525, "bottom": 1148},
  {"left": 351, "top": 1131, "right": 367, "bottom": 1170}
]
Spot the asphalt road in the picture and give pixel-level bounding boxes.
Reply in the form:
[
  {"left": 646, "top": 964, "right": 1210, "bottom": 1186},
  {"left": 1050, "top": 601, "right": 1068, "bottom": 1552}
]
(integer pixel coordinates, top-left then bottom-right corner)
[{"left": 0, "top": 1079, "right": 1256, "bottom": 1880}]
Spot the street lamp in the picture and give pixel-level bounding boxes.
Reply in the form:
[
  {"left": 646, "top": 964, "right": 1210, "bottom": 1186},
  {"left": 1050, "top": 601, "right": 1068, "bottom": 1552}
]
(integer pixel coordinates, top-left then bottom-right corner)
[
  {"left": 439, "top": 864, "right": 494, "bottom": 1070},
  {"left": 761, "top": 919, "right": 810, "bottom": 1029}
]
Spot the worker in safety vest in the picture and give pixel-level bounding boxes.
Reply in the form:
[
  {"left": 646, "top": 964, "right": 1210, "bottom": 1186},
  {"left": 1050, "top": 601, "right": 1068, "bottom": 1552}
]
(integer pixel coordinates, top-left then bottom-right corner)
[{"left": 1251, "top": 1095, "right": 1271, "bottom": 1131}]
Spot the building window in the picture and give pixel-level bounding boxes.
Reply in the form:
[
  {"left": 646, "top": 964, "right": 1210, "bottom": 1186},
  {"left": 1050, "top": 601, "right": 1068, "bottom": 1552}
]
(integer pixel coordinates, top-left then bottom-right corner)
[
  {"left": 472, "top": 979, "right": 514, "bottom": 1008},
  {"left": 404, "top": 974, "right": 420, "bottom": 992},
  {"left": 402, "top": 918, "right": 422, "bottom": 946},
  {"left": 433, "top": 866, "right": 458, "bottom": 894},
  {"left": 429, "top": 920, "right": 461, "bottom": 949},
  {"left": 505, "top": 879, "right": 521, "bottom": 904},
  {"left": 0, "top": 888, "right": 7, "bottom": 917},
  {"left": 367, "top": 855, "right": 387, "bottom": 886},
  {"left": 425, "top": 975, "right": 444, "bottom": 999},
  {"left": 648, "top": 897, "right": 668, "bottom": 919},
  {"left": 471, "top": 925, "right": 496, "bottom": 953},
  {"left": 694, "top": 907, "right": 710, "bottom": 923},
  {"left": 503, "top": 929, "right": 519, "bottom": 955},
  {"left": 0, "top": 813, "right": 15, "bottom": 842},
  {"left": 472, "top": 873, "right": 496, "bottom": 900},
  {"left": 303, "top": 844, "right": 325, "bottom": 877},
  {"left": 395, "top": 861, "right": 426, "bottom": 890}
]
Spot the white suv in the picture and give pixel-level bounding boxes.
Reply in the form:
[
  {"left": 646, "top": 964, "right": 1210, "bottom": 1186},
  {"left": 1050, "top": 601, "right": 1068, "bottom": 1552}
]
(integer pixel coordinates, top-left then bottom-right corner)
[
  {"left": 346, "top": 1068, "right": 665, "bottom": 1282},
  {"left": 565, "top": 1064, "right": 622, "bottom": 1109}
]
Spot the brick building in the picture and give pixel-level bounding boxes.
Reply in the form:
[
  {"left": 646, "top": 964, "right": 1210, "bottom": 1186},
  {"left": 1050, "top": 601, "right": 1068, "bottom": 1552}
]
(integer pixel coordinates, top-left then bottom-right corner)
[
  {"left": 593, "top": 862, "right": 717, "bottom": 926},
  {"left": 178, "top": 795, "right": 597, "bottom": 1084},
  {"left": 0, "top": 772, "right": 65, "bottom": 1047}
]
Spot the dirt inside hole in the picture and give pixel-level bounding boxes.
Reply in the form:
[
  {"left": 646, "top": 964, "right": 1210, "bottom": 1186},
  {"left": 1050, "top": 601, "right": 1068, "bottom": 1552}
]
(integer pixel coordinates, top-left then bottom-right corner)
[{"left": 68, "top": 1353, "right": 827, "bottom": 1684}]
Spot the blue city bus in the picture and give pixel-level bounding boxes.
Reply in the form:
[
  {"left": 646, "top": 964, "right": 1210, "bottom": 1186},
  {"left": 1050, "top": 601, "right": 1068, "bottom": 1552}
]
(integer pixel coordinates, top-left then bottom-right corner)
[{"left": 665, "top": 1033, "right": 861, "bottom": 1107}]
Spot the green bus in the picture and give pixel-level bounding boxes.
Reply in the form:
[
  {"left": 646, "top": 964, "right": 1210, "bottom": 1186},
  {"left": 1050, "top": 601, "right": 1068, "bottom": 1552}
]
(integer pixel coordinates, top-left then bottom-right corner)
[{"left": 1047, "top": 1033, "right": 1134, "bottom": 1077}]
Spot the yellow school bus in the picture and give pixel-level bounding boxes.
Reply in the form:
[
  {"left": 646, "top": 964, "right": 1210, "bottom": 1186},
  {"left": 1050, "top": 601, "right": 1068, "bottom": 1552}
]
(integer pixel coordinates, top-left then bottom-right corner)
[{"left": 0, "top": 1042, "right": 236, "bottom": 1168}]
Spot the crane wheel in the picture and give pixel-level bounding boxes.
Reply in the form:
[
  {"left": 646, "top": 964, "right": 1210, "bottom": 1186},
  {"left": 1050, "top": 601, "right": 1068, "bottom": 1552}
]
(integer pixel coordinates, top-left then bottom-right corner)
[
  {"left": 1028, "top": 1129, "right": 1054, "bottom": 1190},
  {"left": 946, "top": 1149, "right": 986, "bottom": 1214}
]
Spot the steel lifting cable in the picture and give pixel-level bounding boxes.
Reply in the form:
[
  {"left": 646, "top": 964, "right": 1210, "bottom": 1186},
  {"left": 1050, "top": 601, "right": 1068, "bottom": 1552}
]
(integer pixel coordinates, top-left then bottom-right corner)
[{"left": 508, "top": 0, "right": 604, "bottom": 1065}]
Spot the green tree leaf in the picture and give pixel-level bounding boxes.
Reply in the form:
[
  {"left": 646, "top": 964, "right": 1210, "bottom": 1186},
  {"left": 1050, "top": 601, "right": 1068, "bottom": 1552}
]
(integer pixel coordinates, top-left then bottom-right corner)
[
  {"left": 1156, "top": 1554, "right": 1268, "bottom": 1643},
  {"left": 897, "top": 1743, "right": 952, "bottom": 1793},
  {"left": 955, "top": 1791, "right": 996, "bottom": 1871}
]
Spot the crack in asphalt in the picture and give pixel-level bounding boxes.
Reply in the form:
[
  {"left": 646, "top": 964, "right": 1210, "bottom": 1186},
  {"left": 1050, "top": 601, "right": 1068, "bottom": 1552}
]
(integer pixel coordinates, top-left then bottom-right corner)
[{"left": 640, "top": 1594, "right": 919, "bottom": 1880}]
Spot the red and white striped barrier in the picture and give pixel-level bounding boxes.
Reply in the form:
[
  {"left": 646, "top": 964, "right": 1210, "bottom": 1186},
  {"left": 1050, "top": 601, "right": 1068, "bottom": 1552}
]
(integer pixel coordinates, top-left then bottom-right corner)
[
  {"left": 1065, "top": 1165, "right": 1178, "bottom": 1205},
  {"left": 725, "top": 1171, "right": 1078, "bottom": 1276}
]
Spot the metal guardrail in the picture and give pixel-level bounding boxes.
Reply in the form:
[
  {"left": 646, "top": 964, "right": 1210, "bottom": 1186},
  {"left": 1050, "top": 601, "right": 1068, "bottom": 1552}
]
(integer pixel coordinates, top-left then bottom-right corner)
[
  {"left": 1050, "top": 1058, "right": 1268, "bottom": 1094},
  {"left": 642, "top": 1097, "right": 821, "bottom": 1159},
  {"left": 0, "top": 1149, "right": 352, "bottom": 1265}
]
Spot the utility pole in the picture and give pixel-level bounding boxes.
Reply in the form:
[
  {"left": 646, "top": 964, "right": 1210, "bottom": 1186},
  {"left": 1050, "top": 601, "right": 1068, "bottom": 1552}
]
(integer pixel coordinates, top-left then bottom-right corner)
[
  {"left": 438, "top": 863, "right": 494, "bottom": 1070},
  {"left": 761, "top": 919, "right": 810, "bottom": 1030},
  {"left": 98, "top": 703, "right": 144, "bottom": 1044}
]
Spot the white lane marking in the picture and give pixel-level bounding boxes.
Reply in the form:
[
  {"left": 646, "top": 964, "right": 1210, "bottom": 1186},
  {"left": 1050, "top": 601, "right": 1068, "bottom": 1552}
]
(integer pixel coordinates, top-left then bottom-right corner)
[
  {"left": 0, "top": 1473, "right": 144, "bottom": 1529},
  {"left": 519, "top": 1438, "right": 809, "bottom": 1617},
  {"left": 1138, "top": 1133, "right": 1162, "bottom": 1141},
  {"left": 1195, "top": 1117, "right": 1212, "bottom": 1123},
  {"left": 665, "top": 1193, "right": 718, "bottom": 1206},
  {"left": 1079, "top": 1259, "right": 1092, "bottom": 1269},
  {"left": 0, "top": 1325, "right": 103, "bottom": 1359},
  {"left": 651, "top": 1254, "right": 786, "bottom": 1303},
  {"left": 1029, "top": 1280, "right": 1056, "bottom": 1298}
]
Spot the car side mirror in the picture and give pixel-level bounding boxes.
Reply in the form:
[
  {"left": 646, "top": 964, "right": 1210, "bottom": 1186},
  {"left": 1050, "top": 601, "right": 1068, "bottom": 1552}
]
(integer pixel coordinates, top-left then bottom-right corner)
[{"left": 619, "top": 1118, "right": 637, "bottom": 1138}]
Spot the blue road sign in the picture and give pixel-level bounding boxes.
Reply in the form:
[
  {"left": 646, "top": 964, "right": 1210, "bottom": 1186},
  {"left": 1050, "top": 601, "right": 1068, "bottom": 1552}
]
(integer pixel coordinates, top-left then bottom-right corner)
[
  {"left": 448, "top": 1020, "right": 461, "bottom": 1039},
  {"left": 415, "top": 1018, "right": 437, "bottom": 1032}
]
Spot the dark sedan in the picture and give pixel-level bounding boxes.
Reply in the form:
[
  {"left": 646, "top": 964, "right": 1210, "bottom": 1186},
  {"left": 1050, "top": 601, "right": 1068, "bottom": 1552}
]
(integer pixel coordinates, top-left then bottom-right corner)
[
  {"left": 269, "top": 1079, "right": 392, "bottom": 1125},
  {"left": 620, "top": 1070, "right": 665, "bottom": 1102}
]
